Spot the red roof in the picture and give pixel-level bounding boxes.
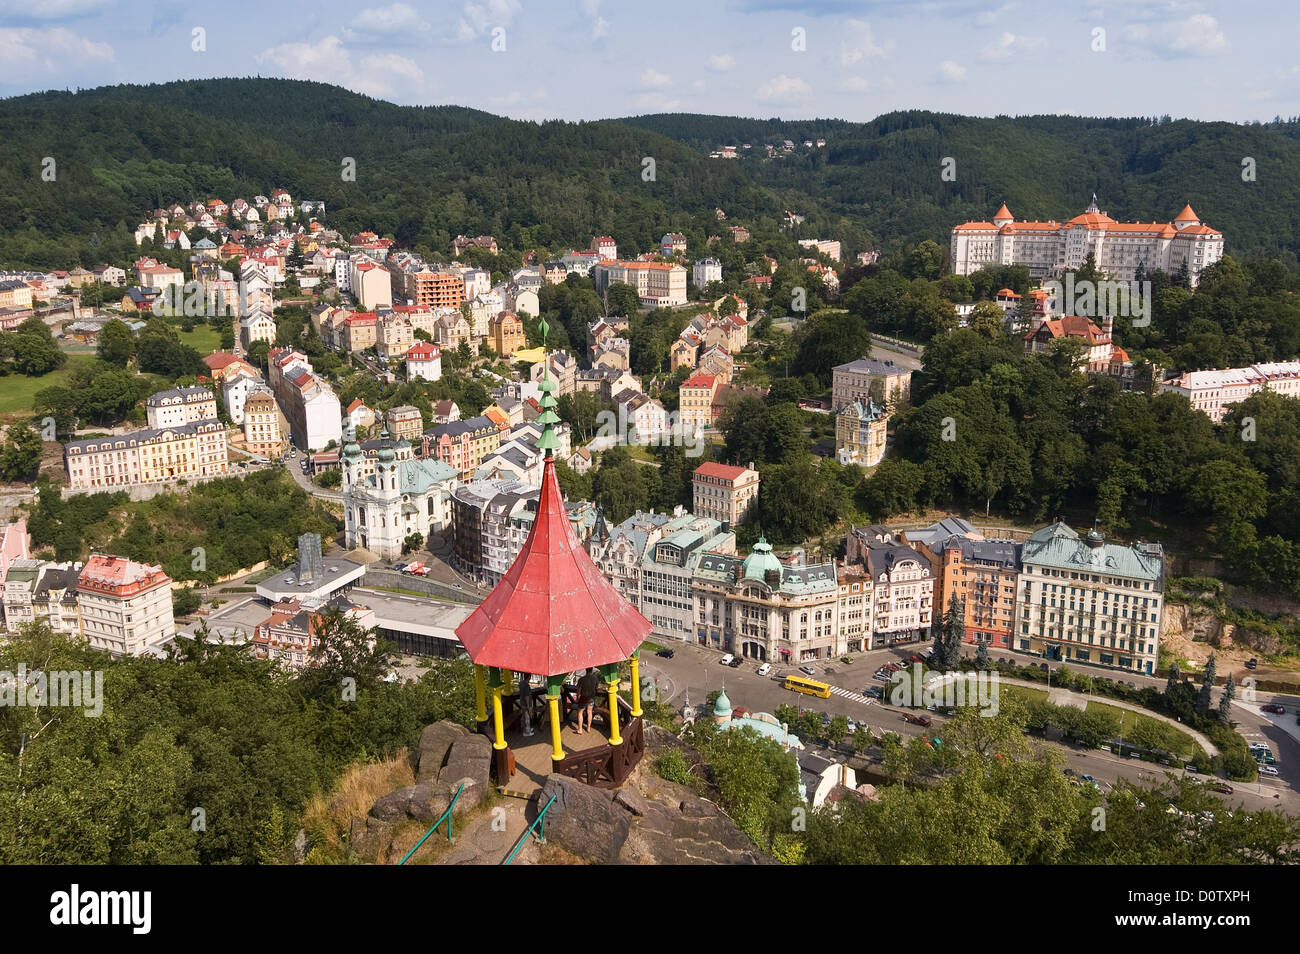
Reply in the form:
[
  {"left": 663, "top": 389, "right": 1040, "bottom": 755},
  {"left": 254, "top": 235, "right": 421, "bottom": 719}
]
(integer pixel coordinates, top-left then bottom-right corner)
[
  {"left": 694, "top": 462, "right": 750, "bottom": 482},
  {"left": 1174, "top": 203, "right": 1199, "bottom": 222},
  {"left": 455, "top": 458, "right": 650, "bottom": 676},
  {"left": 682, "top": 374, "right": 717, "bottom": 389},
  {"left": 408, "top": 342, "right": 441, "bottom": 359}
]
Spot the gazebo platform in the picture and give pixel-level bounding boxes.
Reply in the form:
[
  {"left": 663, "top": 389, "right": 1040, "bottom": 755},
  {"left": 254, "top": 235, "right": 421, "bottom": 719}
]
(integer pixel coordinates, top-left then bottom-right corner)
[{"left": 478, "top": 692, "right": 645, "bottom": 798}]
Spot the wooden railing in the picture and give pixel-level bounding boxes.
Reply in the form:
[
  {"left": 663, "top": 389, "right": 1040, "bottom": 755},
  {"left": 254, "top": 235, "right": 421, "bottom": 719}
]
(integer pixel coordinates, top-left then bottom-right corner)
[{"left": 557, "top": 715, "right": 644, "bottom": 789}]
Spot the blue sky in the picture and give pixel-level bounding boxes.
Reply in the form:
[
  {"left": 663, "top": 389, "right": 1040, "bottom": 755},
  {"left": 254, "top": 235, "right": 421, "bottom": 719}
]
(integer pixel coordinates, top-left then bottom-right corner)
[{"left": 0, "top": 0, "right": 1295, "bottom": 122}]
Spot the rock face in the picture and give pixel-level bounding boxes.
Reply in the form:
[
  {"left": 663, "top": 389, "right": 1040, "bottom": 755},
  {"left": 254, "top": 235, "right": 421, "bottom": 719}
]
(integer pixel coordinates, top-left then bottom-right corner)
[
  {"left": 539, "top": 769, "right": 776, "bottom": 866},
  {"left": 351, "top": 719, "right": 491, "bottom": 863}
]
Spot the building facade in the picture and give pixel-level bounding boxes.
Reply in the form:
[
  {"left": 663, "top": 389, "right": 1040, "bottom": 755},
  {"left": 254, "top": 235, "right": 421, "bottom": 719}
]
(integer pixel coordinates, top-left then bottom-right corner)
[
  {"left": 691, "top": 462, "right": 760, "bottom": 527},
  {"left": 950, "top": 198, "right": 1224, "bottom": 287},
  {"left": 76, "top": 554, "right": 175, "bottom": 656}
]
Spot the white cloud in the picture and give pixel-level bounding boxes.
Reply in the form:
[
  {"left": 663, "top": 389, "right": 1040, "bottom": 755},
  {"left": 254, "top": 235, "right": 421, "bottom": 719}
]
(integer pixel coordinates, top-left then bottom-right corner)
[
  {"left": 707, "top": 53, "right": 736, "bottom": 72},
  {"left": 938, "top": 60, "right": 967, "bottom": 82},
  {"left": 342, "top": 4, "right": 433, "bottom": 42},
  {"left": 0, "top": 0, "right": 113, "bottom": 18},
  {"left": 257, "top": 36, "right": 425, "bottom": 100},
  {"left": 1125, "top": 13, "right": 1228, "bottom": 58},
  {"left": 580, "top": 0, "right": 610, "bottom": 40},
  {"left": 755, "top": 74, "right": 812, "bottom": 103},
  {"left": 692, "top": 79, "right": 706, "bottom": 92},
  {"left": 975, "top": 2, "right": 1015, "bottom": 26},
  {"left": 0, "top": 27, "right": 112, "bottom": 80},
  {"left": 639, "top": 68, "right": 671, "bottom": 89},
  {"left": 636, "top": 92, "right": 680, "bottom": 111},
  {"left": 980, "top": 31, "right": 1046, "bottom": 61},
  {"left": 840, "top": 19, "right": 891, "bottom": 66},
  {"left": 839, "top": 76, "right": 871, "bottom": 92},
  {"left": 1169, "top": 14, "right": 1227, "bottom": 55},
  {"left": 457, "top": 0, "right": 522, "bottom": 42}
]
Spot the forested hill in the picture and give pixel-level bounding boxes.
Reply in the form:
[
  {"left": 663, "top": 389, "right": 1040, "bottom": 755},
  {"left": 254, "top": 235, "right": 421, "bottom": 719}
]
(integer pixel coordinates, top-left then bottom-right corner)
[
  {"left": 624, "top": 110, "right": 1300, "bottom": 262},
  {"left": 0, "top": 79, "right": 780, "bottom": 269},
  {"left": 4, "top": 78, "right": 1300, "bottom": 269}
]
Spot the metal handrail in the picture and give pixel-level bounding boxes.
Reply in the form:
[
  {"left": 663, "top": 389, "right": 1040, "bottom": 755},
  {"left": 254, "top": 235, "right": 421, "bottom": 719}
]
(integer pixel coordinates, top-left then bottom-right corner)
[
  {"left": 503, "top": 794, "right": 556, "bottom": 866},
  {"left": 398, "top": 783, "right": 465, "bottom": 865}
]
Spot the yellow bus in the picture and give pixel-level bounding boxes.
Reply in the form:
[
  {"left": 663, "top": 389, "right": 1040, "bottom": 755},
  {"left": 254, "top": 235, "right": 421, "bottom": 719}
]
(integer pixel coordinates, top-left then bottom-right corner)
[{"left": 783, "top": 674, "right": 832, "bottom": 698}]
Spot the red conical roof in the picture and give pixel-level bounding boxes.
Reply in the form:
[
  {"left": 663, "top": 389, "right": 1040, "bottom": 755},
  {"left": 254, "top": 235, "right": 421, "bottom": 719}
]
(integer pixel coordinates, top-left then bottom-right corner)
[
  {"left": 993, "top": 202, "right": 1013, "bottom": 221},
  {"left": 455, "top": 457, "right": 651, "bottom": 676},
  {"left": 1174, "top": 203, "right": 1198, "bottom": 223}
]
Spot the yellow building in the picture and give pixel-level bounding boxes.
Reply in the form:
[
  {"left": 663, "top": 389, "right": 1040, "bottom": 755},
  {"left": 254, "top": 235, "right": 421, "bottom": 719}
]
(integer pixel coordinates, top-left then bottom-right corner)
[
  {"left": 490, "top": 311, "right": 527, "bottom": 357},
  {"left": 835, "top": 400, "right": 888, "bottom": 467}
]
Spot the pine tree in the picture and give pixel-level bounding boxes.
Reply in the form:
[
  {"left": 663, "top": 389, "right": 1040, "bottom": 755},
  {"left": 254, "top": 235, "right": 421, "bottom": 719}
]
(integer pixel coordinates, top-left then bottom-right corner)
[
  {"left": 1218, "top": 672, "right": 1236, "bottom": 721},
  {"left": 1165, "top": 661, "right": 1181, "bottom": 694},
  {"left": 1196, "top": 655, "right": 1217, "bottom": 715},
  {"left": 974, "top": 638, "right": 990, "bottom": 671},
  {"left": 938, "top": 597, "right": 965, "bottom": 671}
]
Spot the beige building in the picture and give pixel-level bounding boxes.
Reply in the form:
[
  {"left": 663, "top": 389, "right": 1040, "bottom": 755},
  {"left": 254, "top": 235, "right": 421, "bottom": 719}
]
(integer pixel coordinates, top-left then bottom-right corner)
[
  {"left": 835, "top": 400, "right": 889, "bottom": 467},
  {"left": 692, "top": 462, "right": 760, "bottom": 527},
  {"left": 679, "top": 374, "right": 719, "bottom": 432},
  {"left": 385, "top": 405, "right": 424, "bottom": 442},
  {"left": 832, "top": 357, "right": 912, "bottom": 410},
  {"left": 243, "top": 387, "right": 284, "bottom": 455},
  {"left": 65, "top": 420, "right": 228, "bottom": 490}
]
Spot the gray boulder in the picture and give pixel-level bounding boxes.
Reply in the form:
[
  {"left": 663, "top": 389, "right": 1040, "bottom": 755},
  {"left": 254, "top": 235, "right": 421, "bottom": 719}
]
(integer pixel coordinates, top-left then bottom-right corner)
[{"left": 540, "top": 774, "right": 631, "bottom": 864}]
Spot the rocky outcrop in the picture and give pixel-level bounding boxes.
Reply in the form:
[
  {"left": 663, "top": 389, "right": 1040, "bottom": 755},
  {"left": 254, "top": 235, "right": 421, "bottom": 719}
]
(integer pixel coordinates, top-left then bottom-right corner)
[
  {"left": 539, "top": 769, "right": 776, "bottom": 866},
  {"left": 1163, "top": 603, "right": 1286, "bottom": 656},
  {"left": 349, "top": 720, "right": 492, "bottom": 863}
]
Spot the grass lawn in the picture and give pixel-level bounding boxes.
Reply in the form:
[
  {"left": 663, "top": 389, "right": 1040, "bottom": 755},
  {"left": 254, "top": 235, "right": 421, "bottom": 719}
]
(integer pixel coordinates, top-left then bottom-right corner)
[
  {"left": 176, "top": 323, "right": 221, "bottom": 354},
  {"left": 0, "top": 353, "right": 100, "bottom": 415},
  {"left": 1001, "top": 685, "right": 1049, "bottom": 706},
  {"left": 1085, "top": 700, "right": 1197, "bottom": 759}
]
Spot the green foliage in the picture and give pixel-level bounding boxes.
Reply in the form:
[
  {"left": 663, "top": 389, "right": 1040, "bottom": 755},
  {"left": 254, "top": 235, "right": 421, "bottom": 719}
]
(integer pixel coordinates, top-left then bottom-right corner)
[
  {"left": 25, "top": 469, "right": 338, "bottom": 582},
  {"left": 0, "top": 424, "right": 43, "bottom": 483},
  {"left": 0, "top": 622, "right": 476, "bottom": 863}
]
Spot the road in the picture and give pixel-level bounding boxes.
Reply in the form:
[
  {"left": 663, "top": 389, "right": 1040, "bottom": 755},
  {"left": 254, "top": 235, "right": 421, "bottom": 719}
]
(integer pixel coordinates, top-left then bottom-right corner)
[
  {"left": 640, "top": 639, "right": 1300, "bottom": 815},
  {"left": 284, "top": 455, "right": 342, "bottom": 501}
]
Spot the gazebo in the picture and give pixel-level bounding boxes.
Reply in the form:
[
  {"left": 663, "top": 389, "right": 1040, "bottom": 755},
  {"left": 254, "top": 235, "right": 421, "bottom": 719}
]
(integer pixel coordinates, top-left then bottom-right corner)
[{"left": 455, "top": 321, "right": 652, "bottom": 789}]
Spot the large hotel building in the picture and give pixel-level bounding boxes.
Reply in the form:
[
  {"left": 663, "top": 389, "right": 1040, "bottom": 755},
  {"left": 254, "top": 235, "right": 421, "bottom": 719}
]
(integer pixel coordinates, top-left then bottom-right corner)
[{"left": 950, "top": 198, "right": 1224, "bottom": 287}]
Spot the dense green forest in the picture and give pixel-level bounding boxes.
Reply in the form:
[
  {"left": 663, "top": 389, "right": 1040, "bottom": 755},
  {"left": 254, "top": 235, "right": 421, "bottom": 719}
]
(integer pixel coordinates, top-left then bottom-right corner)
[
  {"left": 0, "top": 617, "right": 475, "bottom": 864},
  {"left": 0, "top": 79, "right": 778, "bottom": 269},
  {"left": 628, "top": 110, "right": 1300, "bottom": 263},
  {"left": 5, "top": 81, "right": 1300, "bottom": 270}
]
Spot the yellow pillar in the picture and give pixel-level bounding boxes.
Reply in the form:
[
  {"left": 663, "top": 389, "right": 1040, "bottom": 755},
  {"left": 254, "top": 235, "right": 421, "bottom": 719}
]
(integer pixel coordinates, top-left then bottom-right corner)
[
  {"left": 605, "top": 673, "right": 622, "bottom": 746},
  {"left": 491, "top": 687, "right": 507, "bottom": 750},
  {"left": 629, "top": 652, "right": 643, "bottom": 717},
  {"left": 547, "top": 674, "right": 566, "bottom": 762},
  {"left": 473, "top": 665, "right": 488, "bottom": 724},
  {"left": 489, "top": 668, "right": 506, "bottom": 750}
]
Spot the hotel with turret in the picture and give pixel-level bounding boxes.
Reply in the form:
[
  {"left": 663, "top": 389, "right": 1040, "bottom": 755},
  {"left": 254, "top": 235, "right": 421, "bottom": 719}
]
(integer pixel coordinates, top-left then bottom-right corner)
[{"left": 950, "top": 197, "right": 1224, "bottom": 287}]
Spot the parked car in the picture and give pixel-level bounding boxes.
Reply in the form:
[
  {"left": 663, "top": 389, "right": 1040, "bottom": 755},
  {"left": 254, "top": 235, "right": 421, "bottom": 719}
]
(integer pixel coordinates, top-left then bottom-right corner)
[
  {"left": 864, "top": 687, "right": 882, "bottom": 699},
  {"left": 1246, "top": 658, "right": 1258, "bottom": 670},
  {"left": 756, "top": 663, "right": 772, "bottom": 676},
  {"left": 1259, "top": 765, "right": 1280, "bottom": 777},
  {"left": 728, "top": 657, "right": 743, "bottom": 668},
  {"left": 655, "top": 648, "right": 674, "bottom": 659},
  {"left": 1262, "top": 703, "right": 1287, "bottom": 714},
  {"left": 392, "top": 563, "right": 408, "bottom": 573},
  {"left": 903, "top": 712, "right": 932, "bottom": 727},
  {"left": 720, "top": 654, "right": 735, "bottom": 666},
  {"left": 1210, "top": 784, "right": 1234, "bottom": 795},
  {"left": 799, "top": 665, "right": 816, "bottom": 676},
  {"left": 1080, "top": 774, "right": 1101, "bottom": 790}
]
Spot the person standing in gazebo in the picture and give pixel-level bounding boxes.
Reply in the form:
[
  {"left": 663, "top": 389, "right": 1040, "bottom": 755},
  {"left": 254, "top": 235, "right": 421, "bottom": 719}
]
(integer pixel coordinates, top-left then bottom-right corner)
[{"left": 576, "top": 668, "right": 600, "bottom": 733}]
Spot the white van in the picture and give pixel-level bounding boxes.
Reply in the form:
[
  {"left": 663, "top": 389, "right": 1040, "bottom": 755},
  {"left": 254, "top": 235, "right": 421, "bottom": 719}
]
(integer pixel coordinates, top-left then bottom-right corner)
[
  {"left": 720, "top": 653, "right": 735, "bottom": 666},
  {"left": 756, "top": 662, "right": 772, "bottom": 676}
]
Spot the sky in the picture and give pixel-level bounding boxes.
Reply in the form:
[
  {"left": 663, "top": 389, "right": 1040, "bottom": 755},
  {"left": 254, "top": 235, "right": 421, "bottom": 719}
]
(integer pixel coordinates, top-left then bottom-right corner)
[{"left": 0, "top": 0, "right": 1296, "bottom": 123}]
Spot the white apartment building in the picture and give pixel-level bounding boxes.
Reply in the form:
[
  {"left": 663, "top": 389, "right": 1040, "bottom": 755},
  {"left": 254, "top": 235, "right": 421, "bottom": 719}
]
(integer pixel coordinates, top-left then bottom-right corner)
[
  {"left": 863, "top": 544, "right": 933, "bottom": 648},
  {"left": 1015, "top": 523, "right": 1164, "bottom": 676},
  {"left": 222, "top": 370, "right": 263, "bottom": 425},
  {"left": 76, "top": 554, "right": 175, "bottom": 657},
  {"left": 950, "top": 197, "right": 1224, "bottom": 287},
  {"left": 692, "top": 258, "right": 722, "bottom": 289},
  {"left": 595, "top": 261, "right": 688, "bottom": 307},
  {"left": 145, "top": 386, "right": 218, "bottom": 429},
  {"left": 1160, "top": 360, "right": 1300, "bottom": 423}
]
